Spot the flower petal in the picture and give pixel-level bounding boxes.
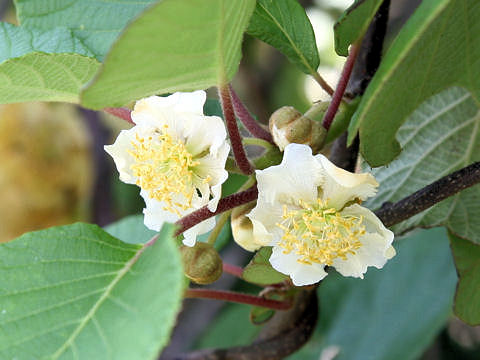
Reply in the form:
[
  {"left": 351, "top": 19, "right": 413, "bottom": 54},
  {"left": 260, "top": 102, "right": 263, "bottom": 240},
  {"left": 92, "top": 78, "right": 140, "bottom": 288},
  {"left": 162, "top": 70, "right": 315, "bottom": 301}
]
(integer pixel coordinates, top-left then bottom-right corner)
[
  {"left": 183, "top": 217, "right": 216, "bottom": 247},
  {"left": 255, "top": 143, "right": 324, "bottom": 206},
  {"left": 316, "top": 154, "right": 378, "bottom": 209},
  {"left": 269, "top": 246, "right": 328, "bottom": 286},
  {"left": 185, "top": 115, "right": 228, "bottom": 157},
  {"left": 247, "top": 199, "right": 285, "bottom": 246},
  {"left": 332, "top": 204, "right": 395, "bottom": 278}
]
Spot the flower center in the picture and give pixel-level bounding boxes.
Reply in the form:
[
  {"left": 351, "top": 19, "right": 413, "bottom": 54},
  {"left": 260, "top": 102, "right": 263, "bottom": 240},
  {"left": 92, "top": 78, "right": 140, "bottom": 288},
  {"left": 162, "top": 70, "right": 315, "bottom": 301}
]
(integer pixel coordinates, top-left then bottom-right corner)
[
  {"left": 128, "top": 125, "right": 199, "bottom": 216},
  {"left": 276, "top": 199, "right": 365, "bottom": 265}
]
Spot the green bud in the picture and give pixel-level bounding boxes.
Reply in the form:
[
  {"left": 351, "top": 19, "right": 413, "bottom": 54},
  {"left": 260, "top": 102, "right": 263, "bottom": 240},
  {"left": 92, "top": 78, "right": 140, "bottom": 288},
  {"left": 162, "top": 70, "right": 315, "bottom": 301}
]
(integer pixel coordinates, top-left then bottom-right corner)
[
  {"left": 180, "top": 242, "right": 223, "bottom": 284},
  {"left": 269, "top": 106, "right": 327, "bottom": 154}
]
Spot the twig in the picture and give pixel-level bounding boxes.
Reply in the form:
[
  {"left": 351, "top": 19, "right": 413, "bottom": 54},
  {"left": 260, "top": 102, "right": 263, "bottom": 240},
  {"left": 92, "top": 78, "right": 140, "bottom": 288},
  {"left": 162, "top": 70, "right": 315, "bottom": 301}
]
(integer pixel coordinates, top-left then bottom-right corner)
[
  {"left": 376, "top": 162, "right": 480, "bottom": 227},
  {"left": 184, "top": 289, "right": 291, "bottom": 311},
  {"left": 222, "top": 263, "right": 244, "bottom": 278},
  {"left": 175, "top": 186, "right": 258, "bottom": 237},
  {"left": 322, "top": 44, "right": 360, "bottom": 131},
  {"left": 219, "top": 85, "right": 254, "bottom": 175},
  {"left": 229, "top": 85, "right": 274, "bottom": 144},
  {"left": 103, "top": 107, "right": 134, "bottom": 124}
]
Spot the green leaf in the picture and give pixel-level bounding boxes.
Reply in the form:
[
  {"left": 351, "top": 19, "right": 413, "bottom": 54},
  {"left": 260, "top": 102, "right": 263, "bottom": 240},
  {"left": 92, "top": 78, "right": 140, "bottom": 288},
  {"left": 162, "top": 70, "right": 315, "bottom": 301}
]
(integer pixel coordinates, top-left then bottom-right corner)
[
  {"left": 449, "top": 231, "right": 480, "bottom": 325},
  {"left": 334, "top": 0, "right": 383, "bottom": 56},
  {"left": 14, "top": 0, "right": 156, "bottom": 59},
  {"left": 349, "top": 0, "right": 480, "bottom": 166},
  {"left": 0, "top": 22, "right": 93, "bottom": 61},
  {"left": 0, "top": 22, "right": 100, "bottom": 104},
  {"left": 0, "top": 223, "right": 184, "bottom": 359},
  {"left": 105, "top": 214, "right": 157, "bottom": 245},
  {"left": 81, "top": 0, "right": 256, "bottom": 109},
  {"left": 242, "top": 247, "right": 289, "bottom": 285},
  {"left": 246, "top": 0, "right": 319, "bottom": 74},
  {"left": 289, "top": 228, "right": 457, "bottom": 360},
  {"left": 0, "top": 52, "right": 100, "bottom": 104},
  {"left": 366, "top": 87, "right": 480, "bottom": 243}
]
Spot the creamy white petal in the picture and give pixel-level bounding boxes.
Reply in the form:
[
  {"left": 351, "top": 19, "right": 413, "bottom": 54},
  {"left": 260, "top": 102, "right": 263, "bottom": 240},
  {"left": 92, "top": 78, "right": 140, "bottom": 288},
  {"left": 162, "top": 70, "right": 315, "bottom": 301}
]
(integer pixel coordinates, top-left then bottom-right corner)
[
  {"left": 332, "top": 204, "right": 395, "bottom": 278},
  {"left": 183, "top": 217, "right": 216, "bottom": 247},
  {"left": 185, "top": 115, "right": 228, "bottom": 156},
  {"left": 255, "top": 143, "right": 324, "bottom": 206},
  {"left": 269, "top": 246, "right": 328, "bottom": 286},
  {"left": 142, "top": 197, "right": 180, "bottom": 231},
  {"left": 316, "top": 154, "right": 378, "bottom": 209},
  {"left": 247, "top": 199, "right": 285, "bottom": 246},
  {"left": 104, "top": 126, "right": 155, "bottom": 184}
]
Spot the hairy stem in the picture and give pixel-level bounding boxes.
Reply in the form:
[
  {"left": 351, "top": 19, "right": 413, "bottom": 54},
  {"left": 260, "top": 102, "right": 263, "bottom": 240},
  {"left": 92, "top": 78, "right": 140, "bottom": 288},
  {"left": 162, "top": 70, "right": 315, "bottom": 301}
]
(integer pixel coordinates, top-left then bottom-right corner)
[
  {"left": 222, "top": 263, "right": 244, "bottom": 278},
  {"left": 322, "top": 44, "right": 360, "bottom": 131},
  {"left": 229, "top": 85, "right": 274, "bottom": 144},
  {"left": 175, "top": 186, "right": 258, "bottom": 236},
  {"left": 376, "top": 162, "right": 480, "bottom": 227},
  {"left": 219, "top": 85, "right": 254, "bottom": 175},
  {"left": 103, "top": 107, "right": 134, "bottom": 124},
  {"left": 184, "top": 289, "right": 291, "bottom": 311}
]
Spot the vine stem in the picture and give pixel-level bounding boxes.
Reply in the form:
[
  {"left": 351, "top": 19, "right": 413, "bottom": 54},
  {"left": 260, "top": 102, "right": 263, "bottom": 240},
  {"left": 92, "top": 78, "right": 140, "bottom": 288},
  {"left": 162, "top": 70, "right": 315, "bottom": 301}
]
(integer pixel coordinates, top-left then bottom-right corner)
[
  {"left": 376, "top": 161, "right": 480, "bottom": 227},
  {"left": 229, "top": 85, "right": 274, "bottom": 144},
  {"left": 322, "top": 43, "right": 360, "bottom": 130},
  {"left": 175, "top": 186, "right": 258, "bottom": 237},
  {"left": 103, "top": 107, "right": 134, "bottom": 124},
  {"left": 184, "top": 289, "right": 291, "bottom": 311},
  {"left": 206, "top": 210, "right": 231, "bottom": 245},
  {"left": 222, "top": 263, "right": 244, "bottom": 278},
  {"left": 243, "top": 137, "right": 275, "bottom": 151},
  {"left": 219, "top": 85, "right": 254, "bottom": 175},
  {"left": 312, "top": 72, "right": 335, "bottom": 96}
]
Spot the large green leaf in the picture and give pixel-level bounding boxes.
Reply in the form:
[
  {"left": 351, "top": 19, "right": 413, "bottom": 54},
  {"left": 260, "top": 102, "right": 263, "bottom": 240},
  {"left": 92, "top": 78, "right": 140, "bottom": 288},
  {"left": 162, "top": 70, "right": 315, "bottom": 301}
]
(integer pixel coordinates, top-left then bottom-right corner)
[
  {"left": 105, "top": 214, "right": 157, "bottom": 245},
  {"left": 289, "top": 228, "right": 457, "bottom": 360},
  {"left": 14, "top": 0, "right": 156, "bottom": 59},
  {"left": 334, "top": 0, "right": 383, "bottom": 56},
  {"left": 246, "top": 0, "right": 319, "bottom": 74},
  {"left": 366, "top": 87, "right": 480, "bottom": 243},
  {"left": 81, "top": 0, "right": 256, "bottom": 109},
  {"left": 0, "top": 22, "right": 93, "bottom": 61},
  {"left": 0, "top": 22, "right": 100, "bottom": 104},
  {"left": 449, "top": 232, "right": 480, "bottom": 325},
  {"left": 0, "top": 223, "right": 184, "bottom": 359},
  {"left": 0, "top": 52, "right": 99, "bottom": 104},
  {"left": 349, "top": 0, "right": 480, "bottom": 166}
]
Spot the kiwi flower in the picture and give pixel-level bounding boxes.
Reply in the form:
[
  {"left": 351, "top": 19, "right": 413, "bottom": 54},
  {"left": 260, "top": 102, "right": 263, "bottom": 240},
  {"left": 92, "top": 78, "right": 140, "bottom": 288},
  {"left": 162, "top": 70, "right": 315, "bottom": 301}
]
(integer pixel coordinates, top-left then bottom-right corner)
[
  {"left": 105, "top": 91, "right": 230, "bottom": 246},
  {"left": 247, "top": 143, "right": 395, "bottom": 286}
]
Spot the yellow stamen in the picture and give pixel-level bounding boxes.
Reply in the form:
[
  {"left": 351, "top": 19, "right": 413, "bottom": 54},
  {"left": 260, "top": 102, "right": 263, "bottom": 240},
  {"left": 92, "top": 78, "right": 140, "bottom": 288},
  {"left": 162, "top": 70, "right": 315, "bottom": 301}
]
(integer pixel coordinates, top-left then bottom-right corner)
[
  {"left": 276, "top": 199, "right": 365, "bottom": 265},
  {"left": 128, "top": 125, "right": 199, "bottom": 216}
]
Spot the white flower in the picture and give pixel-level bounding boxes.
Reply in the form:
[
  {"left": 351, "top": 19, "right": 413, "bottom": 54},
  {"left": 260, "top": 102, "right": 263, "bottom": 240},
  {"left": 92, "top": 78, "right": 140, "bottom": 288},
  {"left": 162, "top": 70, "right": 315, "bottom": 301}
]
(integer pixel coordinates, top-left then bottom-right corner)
[
  {"left": 247, "top": 143, "right": 395, "bottom": 286},
  {"left": 105, "top": 91, "right": 230, "bottom": 246}
]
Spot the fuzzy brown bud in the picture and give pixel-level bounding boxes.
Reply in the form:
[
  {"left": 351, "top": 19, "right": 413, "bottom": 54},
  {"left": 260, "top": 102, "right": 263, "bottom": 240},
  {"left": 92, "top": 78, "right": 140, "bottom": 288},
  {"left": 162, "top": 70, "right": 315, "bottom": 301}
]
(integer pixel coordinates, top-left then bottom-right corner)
[
  {"left": 180, "top": 242, "right": 223, "bottom": 284},
  {"left": 269, "top": 106, "right": 327, "bottom": 154}
]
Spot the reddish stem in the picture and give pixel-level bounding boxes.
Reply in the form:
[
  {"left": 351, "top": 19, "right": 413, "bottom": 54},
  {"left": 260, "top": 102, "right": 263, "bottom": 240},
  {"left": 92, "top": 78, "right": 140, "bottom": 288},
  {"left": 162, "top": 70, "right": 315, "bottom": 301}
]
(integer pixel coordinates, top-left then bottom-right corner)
[
  {"left": 322, "top": 44, "right": 360, "bottom": 130},
  {"left": 218, "top": 85, "right": 254, "bottom": 175},
  {"left": 222, "top": 262, "right": 244, "bottom": 278},
  {"left": 229, "top": 85, "right": 274, "bottom": 144},
  {"left": 103, "top": 107, "right": 134, "bottom": 125},
  {"left": 185, "top": 289, "right": 291, "bottom": 310},
  {"left": 175, "top": 186, "right": 258, "bottom": 236}
]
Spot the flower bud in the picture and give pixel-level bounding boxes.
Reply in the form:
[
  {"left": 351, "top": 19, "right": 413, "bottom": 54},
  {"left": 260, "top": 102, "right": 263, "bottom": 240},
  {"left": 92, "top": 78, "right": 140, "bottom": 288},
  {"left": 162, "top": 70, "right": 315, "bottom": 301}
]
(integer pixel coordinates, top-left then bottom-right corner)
[
  {"left": 269, "top": 106, "right": 327, "bottom": 154},
  {"left": 180, "top": 242, "right": 223, "bottom": 284},
  {"left": 231, "top": 201, "right": 262, "bottom": 252}
]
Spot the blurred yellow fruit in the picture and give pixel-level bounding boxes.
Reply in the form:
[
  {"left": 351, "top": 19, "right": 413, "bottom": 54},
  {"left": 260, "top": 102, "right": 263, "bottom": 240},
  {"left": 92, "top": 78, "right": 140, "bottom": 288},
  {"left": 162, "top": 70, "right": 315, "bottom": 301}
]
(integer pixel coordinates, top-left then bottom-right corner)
[{"left": 0, "top": 102, "right": 92, "bottom": 242}]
